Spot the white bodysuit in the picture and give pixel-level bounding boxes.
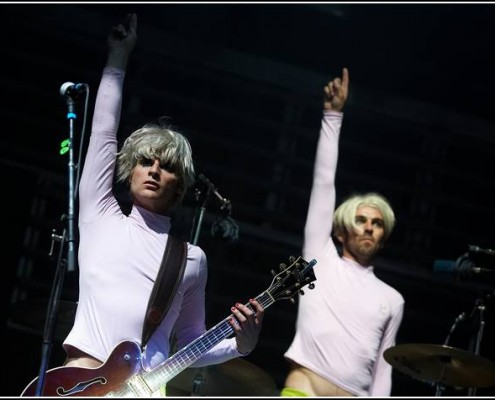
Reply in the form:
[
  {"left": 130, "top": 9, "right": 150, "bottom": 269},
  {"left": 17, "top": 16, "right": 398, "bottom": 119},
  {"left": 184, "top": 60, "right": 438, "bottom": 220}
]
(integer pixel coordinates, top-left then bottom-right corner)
[
  {"left": 284, "top": 110, "right": 404, "bottom": 396},
  {"left": 63, "top": 67, "right": 243, "bottom": 372}
]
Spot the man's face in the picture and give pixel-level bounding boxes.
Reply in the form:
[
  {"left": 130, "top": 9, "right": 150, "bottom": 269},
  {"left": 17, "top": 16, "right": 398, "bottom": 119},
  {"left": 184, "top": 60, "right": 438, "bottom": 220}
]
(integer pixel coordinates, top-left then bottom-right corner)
[{"left": 337, "top": 205, "right": 386, "bottom": 266}]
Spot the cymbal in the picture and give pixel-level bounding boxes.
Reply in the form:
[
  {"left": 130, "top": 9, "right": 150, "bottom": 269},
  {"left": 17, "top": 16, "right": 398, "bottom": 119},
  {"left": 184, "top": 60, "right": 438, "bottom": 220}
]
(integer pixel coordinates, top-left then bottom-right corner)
[
  {"left": 7, "top": 298, "right": 77, "bottom": 342},
  {"left": 167, "top": 357, "right": 278, "bottom": 396},
  {"left": 384, "top": 343, "right": 495, "bottom": 388}
]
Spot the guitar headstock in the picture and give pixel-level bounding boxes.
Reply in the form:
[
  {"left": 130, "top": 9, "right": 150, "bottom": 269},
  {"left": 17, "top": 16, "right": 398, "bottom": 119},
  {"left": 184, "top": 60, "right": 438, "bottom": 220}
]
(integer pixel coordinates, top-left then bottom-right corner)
[{"left": 267, "top": 256, "right": 317, "bottom": 304}]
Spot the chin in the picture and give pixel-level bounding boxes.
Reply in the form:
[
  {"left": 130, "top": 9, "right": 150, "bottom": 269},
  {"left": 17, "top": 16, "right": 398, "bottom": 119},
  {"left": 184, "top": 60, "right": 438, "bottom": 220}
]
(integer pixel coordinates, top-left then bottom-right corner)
[{"left": 358, "top": 245, "right": 378, "bottom": 258}]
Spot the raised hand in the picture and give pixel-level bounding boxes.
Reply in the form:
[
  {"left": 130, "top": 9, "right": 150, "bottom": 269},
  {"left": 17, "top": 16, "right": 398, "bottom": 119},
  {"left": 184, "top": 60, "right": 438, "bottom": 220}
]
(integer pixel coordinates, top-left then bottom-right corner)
[
  {"left": 323, "top": 67, "right": 349, "bottom": 112},
  {"left": 106, "top": 13, "right": 138, "bottom": 70}
]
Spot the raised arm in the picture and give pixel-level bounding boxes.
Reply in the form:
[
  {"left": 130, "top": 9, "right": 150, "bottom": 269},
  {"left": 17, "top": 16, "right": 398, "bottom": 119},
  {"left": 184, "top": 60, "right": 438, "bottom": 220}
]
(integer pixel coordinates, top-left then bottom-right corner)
[
  {"left": 79, "top": 14, "right": 138, "bottom": 220},
  {"left": 303, "top": 68, "right": 349, "bottom": 259},
  {"left": 90, "top": 13, "right": 137, "bottom": 136},
  {"left": 106, "top": 13, "right": 137, "bottom": 71}
]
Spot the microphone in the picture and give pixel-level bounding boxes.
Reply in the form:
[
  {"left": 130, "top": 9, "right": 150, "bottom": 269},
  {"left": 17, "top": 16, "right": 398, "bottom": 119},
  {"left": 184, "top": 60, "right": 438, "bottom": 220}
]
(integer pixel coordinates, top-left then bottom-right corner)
[
  {"left": 433, "top": 256, "right": 473, "bottom": 273},
  {"left": 59, "top": 82, "right": 88, "bottom": 97},
  {"left": 468, "top": 244, "right": 495, "bottom": 256},
  {"left": 433, "top": 254, "right": 495, "bottom": 275},
  {"left": 197, "top": 174, "right": 231, "bottom": 210},
  {"left": 194, "top": 173, "right": 239, "bottom": 243}
]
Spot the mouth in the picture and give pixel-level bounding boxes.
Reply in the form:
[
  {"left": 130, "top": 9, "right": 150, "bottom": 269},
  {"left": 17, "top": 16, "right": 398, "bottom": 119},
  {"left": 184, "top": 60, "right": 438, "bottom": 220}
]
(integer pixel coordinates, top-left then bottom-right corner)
[{"left": 143, "top": 181, "right": 159, "bottom": 189}]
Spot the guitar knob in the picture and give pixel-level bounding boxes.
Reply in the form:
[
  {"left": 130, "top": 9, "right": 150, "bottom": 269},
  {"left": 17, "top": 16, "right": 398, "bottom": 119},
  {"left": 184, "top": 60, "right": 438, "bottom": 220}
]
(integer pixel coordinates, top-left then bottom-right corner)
[
  {"left": 308, "top": 283, "right": 315, "bottom": 290},
  {"left": 299, "top": 289, "right": 305, "bottom": 296},
  {"left": 289, "top": 298, "right": 296, "bottom": 304}
]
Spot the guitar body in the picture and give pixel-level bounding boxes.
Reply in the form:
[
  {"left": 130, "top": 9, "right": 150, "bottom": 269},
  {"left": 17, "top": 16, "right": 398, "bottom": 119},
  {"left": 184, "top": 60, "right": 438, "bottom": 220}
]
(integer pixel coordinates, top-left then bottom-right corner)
[{"left": 21, "top": 341, "right": 143, "bottom": 397}]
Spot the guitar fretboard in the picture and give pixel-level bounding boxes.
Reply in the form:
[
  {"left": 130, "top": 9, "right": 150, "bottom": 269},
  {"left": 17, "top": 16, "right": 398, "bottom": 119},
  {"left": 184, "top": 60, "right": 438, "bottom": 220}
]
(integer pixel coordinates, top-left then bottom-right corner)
[{"left": 143, "top": 290, "right": 275, "bottom": 392}]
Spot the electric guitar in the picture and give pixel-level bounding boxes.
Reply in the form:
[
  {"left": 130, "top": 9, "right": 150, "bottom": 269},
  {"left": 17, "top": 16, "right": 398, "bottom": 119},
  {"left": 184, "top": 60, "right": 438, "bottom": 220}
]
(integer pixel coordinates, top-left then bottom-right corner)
[{"left": 21, "top": 256, "right": 316, "bottom": 397}]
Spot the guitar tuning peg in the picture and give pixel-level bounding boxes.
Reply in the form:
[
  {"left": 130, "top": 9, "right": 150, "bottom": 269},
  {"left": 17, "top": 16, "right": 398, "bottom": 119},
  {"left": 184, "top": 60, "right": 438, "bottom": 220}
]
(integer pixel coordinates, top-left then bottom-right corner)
[
  {"left": 289, "top": 298, "right": 296, "bottom": 304},
  {"left": 289, "top": 255, "right": 296, "bottom": 263},
  {"left": 270, "top": 269, "right": 277, "bottom": 276},
  {"left": 308, "top": 283, "right": 315, "bottom": 290},
  {"left": 279, "top": 263, "right": 287, "bottom": 271},
  {"left": 299, "top": 289, "right": 305, "bottom": 296}
]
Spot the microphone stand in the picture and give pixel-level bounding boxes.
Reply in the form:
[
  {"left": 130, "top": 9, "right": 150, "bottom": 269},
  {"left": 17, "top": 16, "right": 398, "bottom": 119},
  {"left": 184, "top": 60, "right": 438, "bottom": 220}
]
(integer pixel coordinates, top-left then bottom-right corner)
[
  {"left": 186, "top": 174, "right": 230, "bottom": 396},
  {"left": 467, "top": 295, "right": 488, "bottom": 396},
  {"left": 34, "top": 95, "right": 78, "bottom": 395},
  {"left": 435, "top": 311, "right": 466, "bottom": 396},
  {"left": 190, "top": 174, "right": 230, "bottom": 245},
  {"left": 191, "top": 183, "right": 210, "bottom": 246},
  {"left": 65, "top": 95, "right": 77, "bottom": 273}
]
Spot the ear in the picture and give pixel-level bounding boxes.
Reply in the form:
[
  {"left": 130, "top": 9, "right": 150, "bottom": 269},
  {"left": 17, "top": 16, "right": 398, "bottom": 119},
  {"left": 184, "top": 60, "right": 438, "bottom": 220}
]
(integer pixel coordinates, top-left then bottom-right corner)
[{"left": 335, "top": 232, "right": 346, "bottom": 244}]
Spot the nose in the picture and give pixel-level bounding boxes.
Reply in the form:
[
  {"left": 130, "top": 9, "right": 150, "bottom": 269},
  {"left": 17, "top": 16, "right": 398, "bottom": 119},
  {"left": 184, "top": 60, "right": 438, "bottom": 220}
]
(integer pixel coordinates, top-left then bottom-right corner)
[
  {"left": 148, "top": 160, "right": 161, "bottom": 177},
  {"left": 363, "top": 220, "right": 373, "bottom": 233}
]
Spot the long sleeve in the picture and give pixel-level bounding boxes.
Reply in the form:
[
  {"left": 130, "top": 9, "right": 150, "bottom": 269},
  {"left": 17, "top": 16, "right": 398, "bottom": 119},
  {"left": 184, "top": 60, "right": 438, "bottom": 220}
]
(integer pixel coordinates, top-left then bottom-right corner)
[
  {"left": 369, "top": 299, "right": 405, "bottom": 396},
  {"left": 78, "top": 67, "right": 125, "bottom": 223},
  {"left": 303, "top": 110, "right": 343, "bottom": 260},
  {"left": 172, "top": 247, "right": 245, "bottom": 368}
]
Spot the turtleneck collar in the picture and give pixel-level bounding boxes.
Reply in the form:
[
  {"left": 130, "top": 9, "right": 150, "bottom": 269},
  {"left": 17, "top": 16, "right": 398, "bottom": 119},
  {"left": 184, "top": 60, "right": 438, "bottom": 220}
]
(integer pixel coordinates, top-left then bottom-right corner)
[
  {"left": 129, "top": 204, "right": 171, "bottom": 234},
  {"left": 342, "top": 256, "right": 375, "bottom": 274}
]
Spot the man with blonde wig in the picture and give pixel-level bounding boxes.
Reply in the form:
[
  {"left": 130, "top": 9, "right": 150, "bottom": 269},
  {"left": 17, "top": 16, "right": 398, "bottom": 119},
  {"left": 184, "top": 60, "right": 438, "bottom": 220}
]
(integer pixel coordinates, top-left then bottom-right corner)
[
  {"left": 333, "top": 193, "right": 396, "bottom": 248},
  {"left": 282, "top": 68, "right": 404, "bottom": 397}
]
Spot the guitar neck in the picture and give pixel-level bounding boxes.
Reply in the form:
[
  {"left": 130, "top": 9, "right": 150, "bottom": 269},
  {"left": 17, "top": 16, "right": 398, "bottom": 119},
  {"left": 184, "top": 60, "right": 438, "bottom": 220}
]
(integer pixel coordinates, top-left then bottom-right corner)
[{"left": 142, "top": 290, "right": 275, "bottom": 393}]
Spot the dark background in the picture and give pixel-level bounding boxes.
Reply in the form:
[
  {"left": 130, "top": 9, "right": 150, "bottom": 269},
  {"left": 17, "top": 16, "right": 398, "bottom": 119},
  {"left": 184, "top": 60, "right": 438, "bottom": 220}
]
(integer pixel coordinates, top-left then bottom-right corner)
[{"left": 2, "top": 2, "right": 495, "bottom": 397}]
